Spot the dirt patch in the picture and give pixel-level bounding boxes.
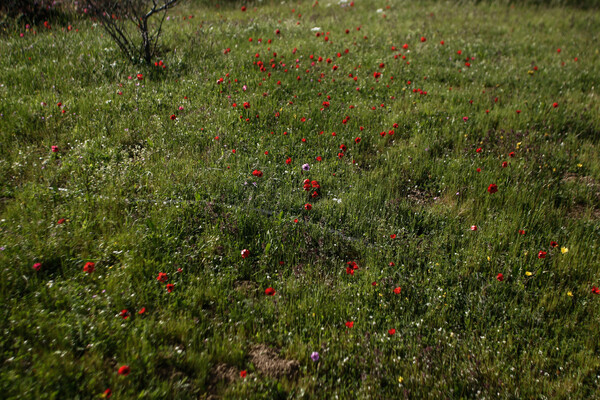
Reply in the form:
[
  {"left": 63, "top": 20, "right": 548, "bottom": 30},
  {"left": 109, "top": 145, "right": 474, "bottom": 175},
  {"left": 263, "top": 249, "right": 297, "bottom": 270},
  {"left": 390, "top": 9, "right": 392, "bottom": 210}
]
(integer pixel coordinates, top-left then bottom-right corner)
[
  {"left": 211, "top": 363, "right": 239, "bottom": 384},
  {"left": 234, "top": 280, "right": 258, "bottom": 295},
  {"left": 249, "top": 344, "right": 299, "bottom": 379},
  {"left": 561, "top": 173, "right": 599, "bottom": 188},
  {"left": 406, "top": 187, "right": 434, "bottom": 205},
  {"left": 568, "top": 203, "right": 600, "bottom": 220}
]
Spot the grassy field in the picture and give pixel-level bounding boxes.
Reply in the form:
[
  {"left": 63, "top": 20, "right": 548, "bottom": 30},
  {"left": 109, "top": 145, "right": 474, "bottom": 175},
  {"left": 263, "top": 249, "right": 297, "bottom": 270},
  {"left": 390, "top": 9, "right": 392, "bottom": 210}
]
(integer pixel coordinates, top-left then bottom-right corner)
[{"left": 1, "top": 0, "right": 600, "bottom": 398}]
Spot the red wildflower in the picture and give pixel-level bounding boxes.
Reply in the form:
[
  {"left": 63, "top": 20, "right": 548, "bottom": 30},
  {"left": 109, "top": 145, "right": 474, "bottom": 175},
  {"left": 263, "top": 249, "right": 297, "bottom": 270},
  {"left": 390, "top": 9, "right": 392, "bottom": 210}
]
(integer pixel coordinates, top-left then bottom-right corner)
[
  {"left": 156, "top": 272, "right": 168, "bottom": 282},
  {"left": 240, "top": 370, "right": 247, "bottom": 378},
  {"left": 304, "top": 203, "right": 312, "bottom": 210},
  {"left": 345, "top": 321, "right": 354, "bottom": 328},
  {"left": 346, "top": 266, "right": 354, "bottom": 275},
  {"left": 104, "top": 388, "right": 112, "bottom": 398},
  {"left": 118, "top": 365, "right": 130, "bottom": 376},
  {"left": 83, "top": 262, "right": 95, "bottom": 274},
  {"left": 241, "top": 249, "right": 250, "bottom": 259},
  {"left": 120, "top": 309, "right": 129, "bottom": 319},
  {"left": 265, "top": 287, "right": 276, "bottom": 296},
  {"left": 388, "top": 328, "right": 396, "bottom": 335},
  {"left": 136, "top": 74, "right": 143, "bottom": 80},
  {"left": 51, "top": 145, "right": 59, "bottom": 153},
  {"left": 170, "top": 114, "right": 176, "bottom": 120},
  {"left": 166, "top": 283, "right": 174, "bottom": 293},
  {"left": 592, "top": 286, "right": 599, "bottom": 295},
  {"left": 487, "top": 184, "right": 498, "bottom": 194},
  {"left": 393, "top": 287, "right": 401, "bottom": 294},
  {"left": 57, "top": 218, "right": 65, "bottom": 224},
  {"left": 519, "top": 230, "right": 526, "bottom": 235},
  {"left": 550, "top": 241, "right": 558, "bottom": 248},
  {"left": 32, "top": 263, "right": 42, "bottom": 271},
  {"left": 252, "top": 169, "right": 263, "bottom": 177},
  {"left": 553, "top": 102, "right": 559, "bottom": 108},
  {"left": 496, "top": 273, "right": 504, "bottom": 282},
  {"left": 470, "top": 225, "right": 477, "bottom": 231},
  {"left": 538, "top": 251, "right": 547, "bottom": 259},
  {"left": 138, "top": 307, "right": 146, "bottom": 315}
]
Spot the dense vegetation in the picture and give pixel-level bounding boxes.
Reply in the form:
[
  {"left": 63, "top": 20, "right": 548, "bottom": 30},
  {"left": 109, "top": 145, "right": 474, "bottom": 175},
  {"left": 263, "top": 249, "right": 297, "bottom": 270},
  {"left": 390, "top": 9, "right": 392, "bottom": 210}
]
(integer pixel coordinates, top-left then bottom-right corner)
[{"left": 1, "top": 0, "right": 599, "bottom": 398}]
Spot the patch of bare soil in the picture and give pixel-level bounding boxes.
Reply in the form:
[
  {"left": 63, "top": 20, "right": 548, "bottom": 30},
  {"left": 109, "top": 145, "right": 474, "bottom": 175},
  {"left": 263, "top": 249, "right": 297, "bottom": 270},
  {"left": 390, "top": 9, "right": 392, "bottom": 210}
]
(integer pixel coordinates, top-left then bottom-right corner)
[
  {"left": 249, "top": 344, "right": 299, "bottom": 379},
  {"left": 211, "top": 363, "right": 238, "bottom": 384},
  {"left": 234, "top": 280, "right": 258, "bottom": 296}
]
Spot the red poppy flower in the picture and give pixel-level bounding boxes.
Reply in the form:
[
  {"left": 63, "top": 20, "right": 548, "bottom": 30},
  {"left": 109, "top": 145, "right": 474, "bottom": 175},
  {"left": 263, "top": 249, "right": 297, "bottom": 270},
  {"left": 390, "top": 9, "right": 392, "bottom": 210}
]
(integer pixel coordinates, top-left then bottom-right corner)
[
  {"left": 83, "top": 262, "right": 95, "bottom": 274},
  {"left": 240, "top": 370, "right": 247, "bottom": 378},
  {"left": 470, "top": 225, "right": 477, "bottom": 231},
  {"left": 502, "top": 161, "right": 508, "bottom": 168},
  {"left": 316, "top": 156, "right": 322, "bottom": 162},
  {"left": 138, "top": 307, "right": 146, "bottom": 315},
  {"left": 32, "top": 263, "right": 42, "bottom": 271},
  {"left": 304, "top": 203, "right": 312, "bottom": 211},
  {"left": 51, "top": 145, "right": 59, "bottom": 153},
  {"left": 241, "top": 6, "right": 246, "bottom": 11},
  {"left": 393, "top": 287, "right": 401, "bottom": 294},
  {"left": 156, "top": 272, "right": 168, "bottom": 282},
  {"left": 136, "top": 74, "right": 143, "bottom": 80},
  {"left": 241, "top": 249, "right": 250, "bottom": 259},
  {"left": 487, "top": 184, "right": 498, "bottom": 194},
  {"left": 345, "top": 321, "right": 354, "bottom": 328},
  {"left": 286, "top": 157, "right": 291, "bottom": 165},
  {"left": 354, "top": 137, "right": 361, "bottom": 143},
  {"left": 553, "top": 102, "right": 559, "bottom": 108},
  {"left": 390, "top": 234, "right": 396, "bottom": 239},
  {"left": 496, "top": 273, "right": 504, "bottom": 282},
  {"left": 346, "top": 266, "right": 354, "bottom": 275},
  {"left": 538, "top": 251, "right": 547, "bottom": 259},
  {"left": 388, "top": 328, "right": 396, "bottom": 335},
  {"left": 509, "top": 152, "right": 515, "bottom": 157},
  {"left": 519, "top": 230, "right": 526, "bottom": 235},
  {"left": 120, "top": 309, "right": 129, "bottom": 319},
  {"left": 420, "top": 36, "right": 426, "bottom": 42},
  {"left": 592, "top": 286, "right": 599, "bottom": 295},
  {"left": 118, "top": 365, "right": 130, "bottom": 376},
  {"left": 476, "top": 147, "right": 482, "bottom": 153},
  {"left": 104, "top": 388, "right": 112, "bottom": 398},
  {"left": 170, "top": 114, "right": 176, "bottom": 120},
  {"left": 252, "top": 169, "right": 263, "bottom": 177},
  {"left": 550, "top": 241, "right": 558, "bottom": 248},
  {"left": 265, "top": 287, "right": 276, "bottom": 296},
  {"left": 57, "top": 218, "right": 65, "bottom": 224},
  {"left": 166, "top": 283, "right": 174, "bottom": 293}
]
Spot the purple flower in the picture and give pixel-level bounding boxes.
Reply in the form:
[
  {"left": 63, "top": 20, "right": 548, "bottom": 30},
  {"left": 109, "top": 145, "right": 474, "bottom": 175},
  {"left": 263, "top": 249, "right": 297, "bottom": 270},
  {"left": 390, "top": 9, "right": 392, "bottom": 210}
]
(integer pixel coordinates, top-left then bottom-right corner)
[
  {"left": 302, "top": 163, "right": 310, "bottom": 172},
  {"left": 310, "top": 351, "right": 319, "bottom": 362}
]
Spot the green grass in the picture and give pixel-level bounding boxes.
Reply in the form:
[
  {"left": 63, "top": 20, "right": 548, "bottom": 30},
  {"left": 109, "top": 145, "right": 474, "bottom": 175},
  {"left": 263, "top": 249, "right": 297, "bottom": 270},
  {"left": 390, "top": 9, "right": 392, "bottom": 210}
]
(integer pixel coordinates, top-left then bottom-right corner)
[{"left": 1, "top": 0, "right": 600, "bottom": 398}]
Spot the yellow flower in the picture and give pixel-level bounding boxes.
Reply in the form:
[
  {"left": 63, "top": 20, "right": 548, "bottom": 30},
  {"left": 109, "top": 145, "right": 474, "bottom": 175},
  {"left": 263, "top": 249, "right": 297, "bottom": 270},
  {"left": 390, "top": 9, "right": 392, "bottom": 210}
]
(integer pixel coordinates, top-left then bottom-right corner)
[
  {"left": 487, "top": 256, "right": 491, "bottom": 261},
  {"left": 398, "top": 376, "right": 404, "bottom": 383},
  {"left": 525, "top": 271, "right": 532, "bottom": 276},
  {"left": 561, "top": 247, "right": 569, "bottom": 254},
  {"left": 577, "top": 163, "right": 583, "bottom": 168},
  {"left": 567, "top": 291, "right": 573, "bottom": 297}
]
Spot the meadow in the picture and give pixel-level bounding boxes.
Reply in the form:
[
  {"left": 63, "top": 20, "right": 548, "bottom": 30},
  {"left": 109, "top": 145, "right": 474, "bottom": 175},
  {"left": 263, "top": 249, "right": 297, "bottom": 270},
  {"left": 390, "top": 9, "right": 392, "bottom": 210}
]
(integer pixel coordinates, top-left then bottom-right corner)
[{"left": 1, "top": 0, "right": 599, "bottom": 398}]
